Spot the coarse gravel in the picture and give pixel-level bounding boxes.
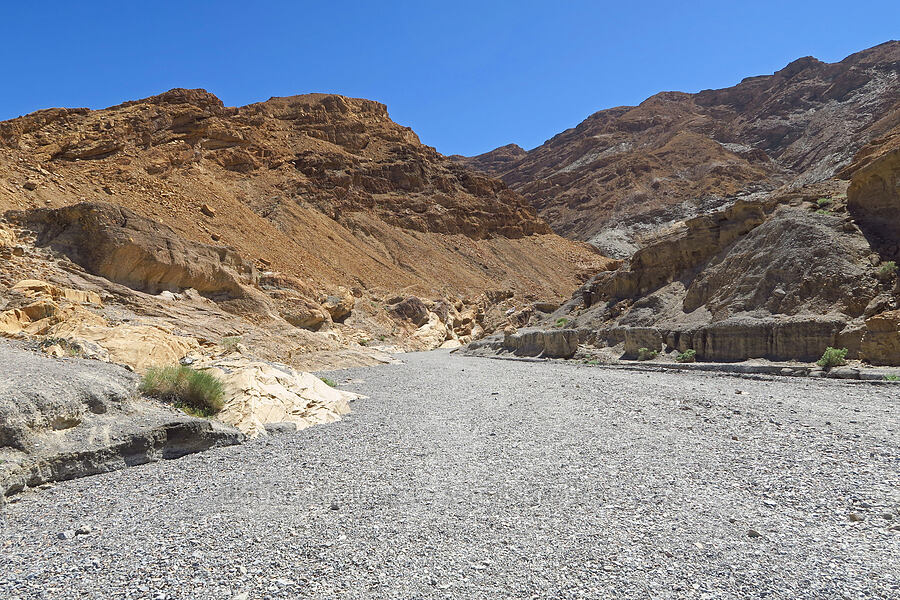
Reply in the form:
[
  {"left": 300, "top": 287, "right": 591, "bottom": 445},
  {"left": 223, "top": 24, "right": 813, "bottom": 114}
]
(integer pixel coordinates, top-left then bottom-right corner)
[{"left": 1, "top": 350, "right": 898, "bottom": 599}]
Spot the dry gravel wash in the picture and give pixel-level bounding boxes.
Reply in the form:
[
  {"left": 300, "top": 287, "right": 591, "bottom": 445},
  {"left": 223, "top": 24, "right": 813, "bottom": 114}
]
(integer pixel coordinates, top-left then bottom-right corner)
[{"left": 2, "top": 350, "right": 899, "bottom": 599}]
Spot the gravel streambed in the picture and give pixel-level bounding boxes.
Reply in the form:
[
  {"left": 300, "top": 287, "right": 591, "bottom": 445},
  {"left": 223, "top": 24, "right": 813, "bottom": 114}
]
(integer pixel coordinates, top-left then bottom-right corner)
[{"left": 1, "top": 350, "right": 898, "bottom": 599}]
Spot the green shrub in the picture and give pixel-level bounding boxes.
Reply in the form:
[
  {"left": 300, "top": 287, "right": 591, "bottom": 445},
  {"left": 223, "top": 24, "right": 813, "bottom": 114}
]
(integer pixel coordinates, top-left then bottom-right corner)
[
  {"left": 555, "top": 317, "right": 569, "bottom": 328},
  {"left": 816, "top": 197, "right": 833, "bottom": 208},
  {"left": 319, "top": 376, "right": 337, "bottom": 388},
  {"left": 637, "top": 347, "right": 659, "bottom": 361},
  {"left": 221, "top": 336, "right": 242, "bottom": 352},
  {"left": 676, "top": 349, "right": 697, "bottom": 363},
  {"left": 884, "top": 375, "right": 899, "bottom": 382},
  {"left": 140, "top": 366, "right": 225, "bottom": 417},
  {"left": 878, "top": 261, "right": 897, "bottom": 281},
  {"left": 39, "top": 337, "right": 84, "bottom": 358},
  {"left": 582, "top": 359, "right": 599, "bottom": 366},
  {"left": 816, "top": 347, "right": 848, "bottom": 369}
]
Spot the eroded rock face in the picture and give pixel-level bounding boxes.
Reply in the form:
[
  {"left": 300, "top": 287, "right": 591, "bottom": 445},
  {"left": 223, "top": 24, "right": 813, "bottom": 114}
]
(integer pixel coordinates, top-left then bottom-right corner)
[
  {"left": 682, "top": 208, "right": 876, "bottom": 318},
  {"left": 503, "top": 328, "right": 580, "bottom": 358},
  {"left": 860, "top": 311, "right": 900, "bottom": 365},
  {"left": 0, "top": 89, "right": 549, "bottom": 241},
  {"left": 584, "top": 199, "right": 773, "bottom": 304},
  {"left": 0, "top": 88, "right": 601, "bottom": 306},
  {"left": 8, "top": 202, "right": 257, "bottom": 298},
  {"left": 512, "top": 186, "right": 900, "bottom": 364},
  {"left": 845, "top": 125, "right": 900, "bottom": 256}
]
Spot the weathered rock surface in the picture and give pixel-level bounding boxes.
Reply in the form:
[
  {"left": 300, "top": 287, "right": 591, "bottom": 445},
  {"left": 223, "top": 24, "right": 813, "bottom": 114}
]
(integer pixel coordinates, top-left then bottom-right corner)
[
  {"left": 0, "top": 341, "right": 243, "bottom": 502},
  {"left": 845, "top": 124, "right": 900, "bottom": 256},
  {"left": 387, "top": 296, "right": 431, "bottom": 327},
  {"left": 466, "top": 327, "right": 580, "bottom": 359},
  {"left": 859, "top": 310, "right": 900, "bottom": 365},
  {"left": 8, "top": 202, "right": 258, "bottom": 299}
]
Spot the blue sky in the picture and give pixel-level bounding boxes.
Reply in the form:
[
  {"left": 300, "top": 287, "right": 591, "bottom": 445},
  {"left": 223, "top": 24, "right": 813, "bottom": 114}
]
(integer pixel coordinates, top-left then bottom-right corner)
[{"left": 2, "top": 1, "right": 897, "bottom": 156}]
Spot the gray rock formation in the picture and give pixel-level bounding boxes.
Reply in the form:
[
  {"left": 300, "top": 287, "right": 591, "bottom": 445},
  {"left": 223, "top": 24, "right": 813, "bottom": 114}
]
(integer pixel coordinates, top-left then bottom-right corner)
[{"left": 0, "top": 341, "right": 243, "bottom": 503}]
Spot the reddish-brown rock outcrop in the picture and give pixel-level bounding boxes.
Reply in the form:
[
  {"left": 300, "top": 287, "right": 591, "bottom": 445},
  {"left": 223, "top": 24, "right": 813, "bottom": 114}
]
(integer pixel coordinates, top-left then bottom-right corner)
[{"left": 459, "top": 41, "right": 900, "bottom": 252}]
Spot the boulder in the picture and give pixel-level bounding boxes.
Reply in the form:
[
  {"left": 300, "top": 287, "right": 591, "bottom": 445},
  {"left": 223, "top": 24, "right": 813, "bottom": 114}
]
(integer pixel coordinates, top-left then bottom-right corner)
[
  {"left": 199, "top": 357, "right": 361, "bottom": 438},
  {"left": 389, "top": 296, "right": 430, "bottom": 327},
  {"left": 322, "top": 288, "right": 354, "bottom": 322},
  {"left": 280, "top": 298, "right": 330, "bottom": 331}
]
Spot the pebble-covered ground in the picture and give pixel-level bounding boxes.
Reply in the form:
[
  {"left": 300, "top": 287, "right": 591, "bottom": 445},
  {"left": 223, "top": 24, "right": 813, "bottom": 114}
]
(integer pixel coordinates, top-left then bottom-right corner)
[{"left": 1, "top": 351, "right": 898, "bottom": 599}]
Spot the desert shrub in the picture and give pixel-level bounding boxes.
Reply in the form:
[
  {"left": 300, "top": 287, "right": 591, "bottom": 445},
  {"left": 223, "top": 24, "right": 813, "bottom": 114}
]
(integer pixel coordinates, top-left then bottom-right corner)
[
  {"left": 221, "top": 336, "right": 242, "bottom": 352},
  {"left": 319, "top": 376, "right": 337, "bottom": 388},
  {"left": 816, "top": 347, "right": 848, "bottom": 369},
  {"left": 816, "top": 197, "right": 833, "bottom": 208},
  {"left": 676, "top": 349, "right": 697, "bottom": 363},
  {"left": 38, "top": 337, "right": 84, "bottom": 358},
  {"left": 878, "top": 261, "right": 897, "bottom": 281},
  {"left": 139, "top": 366, "right": 225, "bottom": 416},
  {"left": 582, "top": 359, "right": 599, "bottom": 366},
  {"left": 637, "top": 347, "right": 659, "bottom": 361},
  {"left": 555, "top": 317, "right": 569, "bottom": 328},
  {"left": 884, "top": 375, "right": 900, "bottom": 382}
]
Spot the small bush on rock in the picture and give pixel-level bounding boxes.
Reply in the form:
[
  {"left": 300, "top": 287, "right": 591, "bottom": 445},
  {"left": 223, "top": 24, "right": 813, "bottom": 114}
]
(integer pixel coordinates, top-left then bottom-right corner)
[
  {"left": 319, "top": 376, "right": 337, "bottom": 388},
  {"left": 816, "top": 197, "right": 833, "bottom": 208},
  {"left": 221, "top": 336, "right": 242, "bottom": 352},
  {"left": 816, "top": 347, "right": 848, "bottom": 369},
  {"left": 637, "top": 347, "right": 658, "bottom": 361},
  {"left": 676, "top": 349, "right": 697, "bottom": 363},
  {"left": 140, "top": 366, "right": 225, "bottom": 417},
  {"left": 878, "top": 261, "right": 897, "bottom": 281},
  {"left": 555, "top": 317, "right": 569, "bottom": 328}
]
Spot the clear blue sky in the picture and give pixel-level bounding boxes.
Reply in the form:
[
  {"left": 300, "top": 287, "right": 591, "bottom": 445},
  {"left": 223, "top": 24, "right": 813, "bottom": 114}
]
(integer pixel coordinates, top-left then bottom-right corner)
[{"left": 2, "top": 1, "right": 897, "bottom": 156}]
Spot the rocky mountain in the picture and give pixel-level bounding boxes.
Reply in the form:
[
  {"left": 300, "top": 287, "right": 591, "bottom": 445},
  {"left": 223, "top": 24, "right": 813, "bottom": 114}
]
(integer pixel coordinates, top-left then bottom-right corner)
[
  {"left": 459, "top": 41, "right": 900, "bottom": 256},
  {"left": 470, "top": 129, "right": 900, "bottom": 367},
  {"left": 461, "top": 42, "right": 900, "bottom": 367},
  {"left": 0, "top": 88, "right": 619, "bottom": 494},
  {"left": 0, "top": 88, "right": 605, "bottom": 298},
  {"left": 0, "top": 89, "right": 615, "bottom": 369}
]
